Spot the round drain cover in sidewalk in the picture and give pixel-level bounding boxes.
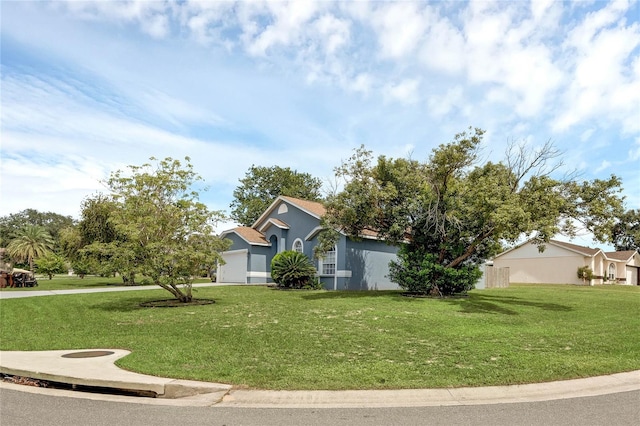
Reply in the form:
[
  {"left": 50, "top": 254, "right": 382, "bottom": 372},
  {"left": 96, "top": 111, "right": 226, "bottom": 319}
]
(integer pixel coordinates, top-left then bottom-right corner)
[{"left": 61, "top": 350, "right": 115, "bottom": 358}]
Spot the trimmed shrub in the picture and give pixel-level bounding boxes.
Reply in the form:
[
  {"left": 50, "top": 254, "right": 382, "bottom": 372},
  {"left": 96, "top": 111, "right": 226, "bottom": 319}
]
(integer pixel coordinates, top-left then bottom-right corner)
[
  {"left": 271, "top": 250, "right": 321, "bottom": 289},
  {"left": 388, "top": 246, "right": 481, "bottom": 296},
  {"left": 577, "top": 266, "right": 594, "bottom": 281}
]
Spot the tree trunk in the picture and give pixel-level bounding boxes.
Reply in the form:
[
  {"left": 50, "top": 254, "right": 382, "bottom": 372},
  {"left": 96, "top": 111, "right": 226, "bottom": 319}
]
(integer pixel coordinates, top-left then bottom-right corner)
[{"left": 156, "top": 281, "right": 192, "bottom": 303}]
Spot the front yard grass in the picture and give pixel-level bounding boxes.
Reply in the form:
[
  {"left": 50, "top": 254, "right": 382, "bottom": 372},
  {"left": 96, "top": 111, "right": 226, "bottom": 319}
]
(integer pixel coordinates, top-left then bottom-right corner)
[{"left": 0, "top": 284, "right": 638, "bottom": 390}]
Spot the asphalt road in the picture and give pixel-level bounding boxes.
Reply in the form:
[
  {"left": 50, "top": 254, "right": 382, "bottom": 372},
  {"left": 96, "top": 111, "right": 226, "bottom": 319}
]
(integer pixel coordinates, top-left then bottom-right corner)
[{"left": 1, "top": 387, "right": 639, "bottom": 426}]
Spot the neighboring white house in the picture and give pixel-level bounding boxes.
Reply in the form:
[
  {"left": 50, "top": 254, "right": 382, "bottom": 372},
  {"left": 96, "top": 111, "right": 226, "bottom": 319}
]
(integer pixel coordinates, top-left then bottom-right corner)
[{"left": 492, "top": 239, "right": 640, "bottom": 285}]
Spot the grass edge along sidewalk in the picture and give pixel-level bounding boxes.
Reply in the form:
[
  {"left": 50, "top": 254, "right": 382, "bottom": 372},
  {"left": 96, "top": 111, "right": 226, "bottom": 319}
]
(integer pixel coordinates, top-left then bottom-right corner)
[{"left": 1, "top": 284, "right": 638, "bottom": 391}]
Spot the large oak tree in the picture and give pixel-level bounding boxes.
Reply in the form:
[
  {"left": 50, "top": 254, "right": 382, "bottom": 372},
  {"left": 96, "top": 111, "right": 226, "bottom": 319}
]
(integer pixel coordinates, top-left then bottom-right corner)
[{"left": 319, "top": 128, "right": 625, "bottom": 295}]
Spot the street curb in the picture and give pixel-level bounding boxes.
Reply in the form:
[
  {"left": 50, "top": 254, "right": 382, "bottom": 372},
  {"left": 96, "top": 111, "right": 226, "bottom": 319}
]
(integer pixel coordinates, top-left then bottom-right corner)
[
  {"left": 1, "top": 349, "right": 638, "bottom": 407},
  {"left": 219, "top": 370, "right": 640, "bottom": 408}
]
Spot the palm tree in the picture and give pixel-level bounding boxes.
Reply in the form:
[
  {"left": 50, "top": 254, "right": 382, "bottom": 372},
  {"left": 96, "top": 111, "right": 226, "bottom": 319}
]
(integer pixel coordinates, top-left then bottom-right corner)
[{"left": 6, "top": 225, "right": 54, "bottom": 273}]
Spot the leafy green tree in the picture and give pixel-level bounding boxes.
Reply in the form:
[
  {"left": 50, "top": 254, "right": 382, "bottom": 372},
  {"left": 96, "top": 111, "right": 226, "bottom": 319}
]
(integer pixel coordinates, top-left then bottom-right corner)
[
  {"left": 58, "top": 226, "right": 82, "bottom": 262},
  {"left": 77, "top": 194, "right": 120, "bottom": 245},
  {"left": 36, "top": 253, "right": 67, "bottom": 279},
  {"left": 611, "top": 209, "right": 640, "bottom": 252},
  {"left": 0, "top": 209, "right": 74, "bottom": 250},
  {"left": 70, "top": 258, "right": 93, "bottom": 279},
  {"left": 231, "top": 165, "right": 323, "bottom": 226},
  {"left": 6, "top": 225, "right": 54, "bottom": 273},
  {"left": 75, "top": 195, "right": 133, "bottom": 283},
  {"left": 90, "top": 156, "right": 231, "bottom": 302},
  {"left": 319, "top": 128, "right": 625, "bottom": 296}
]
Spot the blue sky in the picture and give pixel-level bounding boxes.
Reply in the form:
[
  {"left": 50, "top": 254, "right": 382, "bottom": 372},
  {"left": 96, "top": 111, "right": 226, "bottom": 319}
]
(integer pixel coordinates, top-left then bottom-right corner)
[{"left": 1, "top": 0, "right": 639, "bottom": 248}]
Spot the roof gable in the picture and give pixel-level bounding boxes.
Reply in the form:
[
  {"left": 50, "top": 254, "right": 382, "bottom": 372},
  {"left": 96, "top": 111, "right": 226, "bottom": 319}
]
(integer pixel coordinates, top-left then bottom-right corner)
[
  {"left": 280, "top": 196, "right": 326, "bottom": 217},
  {"left": 548, "top": 240, "right": 601, "bottom": 256},
  {"left": 253, "top": 196, "right": 325, "bottom": 229},
  {"left": 493, "top": 238, "right": 602, "bottom": 259},
  {"left": 605, "top": 250, "right": 637, "bottom": 262},
  {"left": 258, "top": 218, "right": 290, "bottom": 233},
  {"left": 220, "top": 227, "right": 270, "bottom": 246}
]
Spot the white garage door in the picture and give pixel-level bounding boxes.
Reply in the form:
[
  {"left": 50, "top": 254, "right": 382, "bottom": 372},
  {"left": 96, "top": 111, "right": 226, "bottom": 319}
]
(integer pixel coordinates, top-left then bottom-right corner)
[
  {"left": 627, "top": 266, "right": 638, "bottom": 286},
  {"left": 218, "top": 250, "right": 247, "bottom": 283}
]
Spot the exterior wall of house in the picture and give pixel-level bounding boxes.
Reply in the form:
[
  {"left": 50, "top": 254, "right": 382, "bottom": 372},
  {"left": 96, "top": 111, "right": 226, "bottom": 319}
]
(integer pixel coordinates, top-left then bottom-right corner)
[
  {"left": 493, "top": 242, "right": 587, "bottom": 284},
  {"left": 603, "top": 255, "right": 639, "bottom": 285},
  {"left": 258, "top": 201, "right": 327, "bottom": 284},
  {"left": 589, "top": 252, "right": 606, "bottom": 283},
  {"left": 589, "top": 253, "right": 633, "bottom": 285},
  {"left": 260, "top": 202, "right": 321, "bottom": 259},
  {"left": 248, "top": 245, "right": 273, "bottom": 283},
  {"left": 342, "top": 238, "right": 399, "bottom": 290},
  {"left": 315, "top": 234, "right": 348, "bottom": 290}
]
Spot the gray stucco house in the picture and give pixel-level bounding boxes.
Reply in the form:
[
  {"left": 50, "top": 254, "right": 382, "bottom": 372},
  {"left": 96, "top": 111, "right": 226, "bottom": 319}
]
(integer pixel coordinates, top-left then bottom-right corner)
[{"left": 217, "top": 196, "right": 399, "bottom": 290}]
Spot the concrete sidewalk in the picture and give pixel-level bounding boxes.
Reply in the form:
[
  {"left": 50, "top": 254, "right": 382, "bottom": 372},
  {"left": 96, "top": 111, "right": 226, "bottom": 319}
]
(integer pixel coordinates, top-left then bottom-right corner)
[
  {"left": 1, "top": 349, "right": 638, "bottom": 407},
  {"left": 0, "top": 282, "right": 242, "bottom": 299}
]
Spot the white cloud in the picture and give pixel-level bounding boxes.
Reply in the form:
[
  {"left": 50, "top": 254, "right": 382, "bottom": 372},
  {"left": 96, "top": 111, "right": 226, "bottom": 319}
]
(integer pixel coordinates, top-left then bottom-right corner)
[
  {"left": 2, "top": 0, "right": 639, "bottom": 222},
  {"left": 420, "top": 17, "right": 466, "bottom": 74},
  {"left": 629, "top": 136, "right": 640, "bottom": 161},
  {"left": 383, "top": 78, "right": 421, "bottom": 104},
  {"left": 530, "top": 0, "right": 556, "bottom": 22},
  {"left": 183, "top": 1, "right": 236, "bottom": 46},
  {"left": 244, "top": 0, "right": 319, "bottom": 56},
  {"left": 135, "top": 88, "right": 227, "bottom": 128},
  {"left": 427, "top": 85, "right": 464, "bottom": 118},
  {"left": 580, "top": 128, "right": 596, "bottom": 142},
  {"left": 313, "top": 13, "right": 350, "bottom": 55},
  {"left": 349, "top": 73, "right": 374, "bottom": 95},
  {"left": 62, "top": 0, "right": 171, "bottom": 38},
  {"left": 0, "top": 151, "right": 109, "bottom": 218},
  {"left": 371, "top": 2, "right": 429, "bottom": 59},
  {"left": 554, "top": 0, "right": 640, "bottom": 132},
  {"left": 595, "top": 160, "right": 612, "bottom": 173}
]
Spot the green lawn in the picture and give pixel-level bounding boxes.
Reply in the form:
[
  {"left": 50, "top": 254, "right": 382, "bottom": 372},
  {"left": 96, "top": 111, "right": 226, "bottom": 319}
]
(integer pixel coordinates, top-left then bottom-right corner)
[{"left": 1, "top": 284, "right": 638, "bottom": 390}]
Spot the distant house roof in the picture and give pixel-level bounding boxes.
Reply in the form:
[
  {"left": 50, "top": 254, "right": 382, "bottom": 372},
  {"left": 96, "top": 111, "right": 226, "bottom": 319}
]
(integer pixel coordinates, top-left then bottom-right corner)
[
  {"left": 493, "top": 238, "right": 638, "bottom": 262},
  {"left": 605, "top": 250, "right": 637, "bottom": 261},
  {"left": 549, "top": 240, "right": 601, "bottom": 256}
]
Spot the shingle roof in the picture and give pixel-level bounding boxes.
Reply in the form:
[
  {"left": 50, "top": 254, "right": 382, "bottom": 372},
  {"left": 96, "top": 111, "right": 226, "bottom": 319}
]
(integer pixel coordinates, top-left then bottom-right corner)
[
  {"left": 266, "top": 218, "right": 289, "bottom": 228},
  {"left": 550, "top": 239, "right": 600, "bottom": 256},
  {"left": 605, "top": 250, "right": 637, "bottom": 261},
  {"left": 258, "top": 218, "right": 290, "bottom": 232},
  {"left": 224, "top": 226, "right": 270, "bottom": 245},
  {"left": 279, "top": 196, "right": 326, "bottom": 218}
]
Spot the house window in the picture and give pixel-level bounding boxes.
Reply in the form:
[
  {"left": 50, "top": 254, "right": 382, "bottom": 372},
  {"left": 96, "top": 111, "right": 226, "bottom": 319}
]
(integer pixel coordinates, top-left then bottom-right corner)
[
  {"left": 608, "top": 263, "right": 615, "bottom": 280},
  {"left": 292, "top": 239, "right": 303, "bottom": 253},
  {"left": 320, "top": 247, "right": 336, "bottom": 275}
]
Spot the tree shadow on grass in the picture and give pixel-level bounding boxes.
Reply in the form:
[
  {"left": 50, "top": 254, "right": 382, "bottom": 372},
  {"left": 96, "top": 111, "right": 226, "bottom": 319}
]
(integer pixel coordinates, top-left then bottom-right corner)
[
  {"left": 448, "top": 293, "right": 573, "bottom": 315},
  {"left": 301, "top": 290, "right": 412, "bottom": 301},
  {"left": 93, "top": 297, "right": 219, "bottom": 312}
]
